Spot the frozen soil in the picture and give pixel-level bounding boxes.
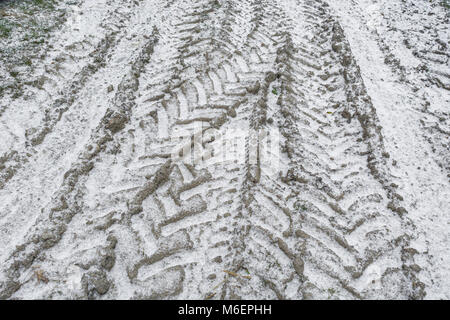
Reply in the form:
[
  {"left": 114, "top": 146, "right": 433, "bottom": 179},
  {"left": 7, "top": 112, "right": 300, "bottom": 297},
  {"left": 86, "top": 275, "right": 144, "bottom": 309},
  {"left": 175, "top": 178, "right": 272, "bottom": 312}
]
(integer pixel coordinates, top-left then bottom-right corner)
[{"left": 0, "top": 0, "right": 448, "bottom": 299}]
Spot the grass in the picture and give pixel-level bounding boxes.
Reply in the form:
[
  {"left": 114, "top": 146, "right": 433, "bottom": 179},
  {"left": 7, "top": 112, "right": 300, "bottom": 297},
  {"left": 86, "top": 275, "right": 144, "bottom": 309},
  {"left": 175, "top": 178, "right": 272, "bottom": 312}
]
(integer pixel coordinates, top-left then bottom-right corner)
[
  {"left": 0, "top": 20, "right": 13, "bottom": 38},
  {"left": 24, "top": 57, "right": 32, "bottom": 66},
  {"left": 36, "top": 0, "right": 56, "bottom": 9},
  {"left": 442, "top": 0, "right": 450, "bottom": 9},
  {"left": 0, "top": 0, "right": 55, "bottom": 38},
  {"left": 327, "top": 288, "right": 336, "bottom": 299},
  {"left": 0, "top": 0, "right": 66, "bottom": 98},
  {"left": 30, "top": 0, "right": 56, "bottom": 9}
]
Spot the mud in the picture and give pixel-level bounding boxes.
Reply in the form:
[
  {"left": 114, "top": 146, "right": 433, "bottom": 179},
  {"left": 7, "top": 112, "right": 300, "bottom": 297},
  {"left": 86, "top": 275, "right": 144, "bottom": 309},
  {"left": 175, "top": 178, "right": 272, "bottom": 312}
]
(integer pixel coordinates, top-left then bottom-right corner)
[{"left": 0, "top": 0, "right": 448, "bottom": 300}]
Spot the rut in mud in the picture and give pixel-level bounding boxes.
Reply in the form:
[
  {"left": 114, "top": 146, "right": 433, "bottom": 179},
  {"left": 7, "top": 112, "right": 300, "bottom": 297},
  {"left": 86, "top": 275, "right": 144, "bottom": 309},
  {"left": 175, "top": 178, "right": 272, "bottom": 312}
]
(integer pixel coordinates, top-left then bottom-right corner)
[{"left": 0, "top": 0, "right": 448, "bottom": 299}]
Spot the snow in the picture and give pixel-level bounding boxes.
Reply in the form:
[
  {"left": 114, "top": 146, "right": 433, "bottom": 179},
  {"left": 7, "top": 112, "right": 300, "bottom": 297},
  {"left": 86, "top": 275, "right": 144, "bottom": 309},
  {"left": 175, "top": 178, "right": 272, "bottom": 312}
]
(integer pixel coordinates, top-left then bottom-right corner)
[{"left": 0, "top": 0, "right": 448, "bottom": 300}]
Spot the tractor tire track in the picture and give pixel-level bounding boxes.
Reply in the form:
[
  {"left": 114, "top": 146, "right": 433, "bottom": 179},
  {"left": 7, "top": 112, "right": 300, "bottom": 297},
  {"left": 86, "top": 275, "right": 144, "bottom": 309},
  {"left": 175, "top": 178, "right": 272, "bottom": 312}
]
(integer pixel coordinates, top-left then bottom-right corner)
[{"left": 0, "top": 0, "right": 447, "bottom": 299}]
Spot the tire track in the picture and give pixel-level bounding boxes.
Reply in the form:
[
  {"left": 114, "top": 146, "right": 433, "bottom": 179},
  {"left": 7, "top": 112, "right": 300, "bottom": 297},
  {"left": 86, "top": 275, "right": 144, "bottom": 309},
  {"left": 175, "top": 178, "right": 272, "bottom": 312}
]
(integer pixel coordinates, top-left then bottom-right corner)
[
  {"left": 333, "top": 0, "right": 449, "bottom": 174},
  {"left": 0, "top": 0, "right": 443, "bottom": 299},
  {"left": 0, "top": 0, "right": 141, "bottom": 189},
  {"left": 0, "top": 18, "right": 160, "bottom": 299},
  {"left": 0, "top": 0, "right": 163, "bottom": 268},
  {"left": 273, "top": 0, "right": 424, "bottom": 299},
  {"left": 326, "top": 0, "right": 449, "bottom": 299}
]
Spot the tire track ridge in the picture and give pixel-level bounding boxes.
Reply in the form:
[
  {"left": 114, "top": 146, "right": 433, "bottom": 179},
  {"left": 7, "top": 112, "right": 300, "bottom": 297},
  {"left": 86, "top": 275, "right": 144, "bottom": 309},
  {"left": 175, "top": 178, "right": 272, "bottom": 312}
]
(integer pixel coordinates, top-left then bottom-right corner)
[
  {"left": 330, "top": 17, "right": 426, "bottom": 300},
  {"left": 0, "top": 0, "right": 144, "bottom": 191},
  {"left": 0, "top": 28, "right": 159, "bottom": 299},
  {"left": 263, "top": 0, "right": 425, "bottom": 299}
]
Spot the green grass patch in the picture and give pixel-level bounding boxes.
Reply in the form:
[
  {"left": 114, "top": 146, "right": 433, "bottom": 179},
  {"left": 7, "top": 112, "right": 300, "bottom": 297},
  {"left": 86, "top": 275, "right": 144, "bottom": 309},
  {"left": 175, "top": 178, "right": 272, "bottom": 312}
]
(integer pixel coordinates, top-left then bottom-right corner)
[
  {"left": 0, "top": 0, "right": 65, "bottom": 98},
  {"left": 24, "top": 58, "right": 32, "bottom": 66},
  {"left": 0, "top": 20, "right": 13, "bottom": 38},
  {"left": 29, "top": 0, "right": 56, "bottom": 9},
  {"left": 327, "top": 288, "right": 336, "bottom": 299}
]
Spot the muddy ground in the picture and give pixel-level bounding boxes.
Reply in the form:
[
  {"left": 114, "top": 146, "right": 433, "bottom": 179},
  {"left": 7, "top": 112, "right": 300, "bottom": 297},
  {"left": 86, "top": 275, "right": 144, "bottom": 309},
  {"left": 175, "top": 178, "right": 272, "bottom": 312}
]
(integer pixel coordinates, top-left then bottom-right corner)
[{"left": 0, "top": 0, "right": 448, "bottom": 299}]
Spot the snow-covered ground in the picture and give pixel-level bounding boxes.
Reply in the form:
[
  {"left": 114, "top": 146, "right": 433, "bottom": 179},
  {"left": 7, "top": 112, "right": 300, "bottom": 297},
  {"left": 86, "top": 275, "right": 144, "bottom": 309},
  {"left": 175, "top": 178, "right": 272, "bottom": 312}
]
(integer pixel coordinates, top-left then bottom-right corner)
[{"left": 0, "top": 0, "right": 448, "bottom": 299}]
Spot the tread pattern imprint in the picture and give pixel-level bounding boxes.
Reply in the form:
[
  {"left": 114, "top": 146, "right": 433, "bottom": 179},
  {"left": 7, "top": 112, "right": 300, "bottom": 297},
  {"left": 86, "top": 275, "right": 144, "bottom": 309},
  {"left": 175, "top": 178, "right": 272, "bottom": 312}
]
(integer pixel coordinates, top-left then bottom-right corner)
[{"left": 0, "top": 0, "right": 429, "bottom": 299}]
